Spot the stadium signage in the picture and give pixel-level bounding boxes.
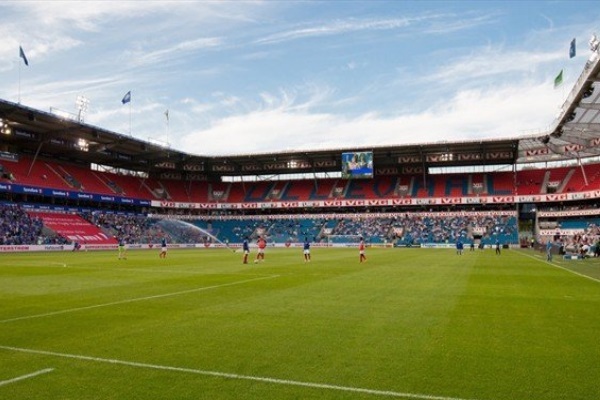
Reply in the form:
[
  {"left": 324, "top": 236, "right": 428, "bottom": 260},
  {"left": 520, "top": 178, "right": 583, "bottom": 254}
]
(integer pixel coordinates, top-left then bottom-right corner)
[
  {"left": 263, "top": 162, "right": 287, "bottom": 170},
  {"left": 539, "top": 207, "right": 600, "bottom": 217},
  {"left": 457, "top": 153, "right": 482, "bottom": 161},
  {"left": 492, "top": 196, "right": 514, "bottom": 203},
  {"left": 155, "top": 161, "right": 176, "bottom": 169},
  {"left": 398, "top": 155, "right": 420, "bottom": 163},
  {"left": 564, "top": 144, "right": 585, "bottom": 152},
  {"left": 183, "top": 164, "right": 204, "bottom": 171},
  {"left": 0, "top": 151, "right": 18, "bottom": 161},
  {"left": 402, "top": 166, "right": 423, "bottom": 174},
  {"left": 544, "top": 193, "right": 569, "bottom": 201},
  {"left": 186, "top": 173, "right": 207, "bottom": 181},
  {"left": 314, "top": 160, "right": 336, "bottom": 168},
  {"left": 0, "top": 183, "right": 148, "bottom": 206},
  {"left": 525, "top": 148, "right": 550, "bottom": 156},
  {"left": 160, "top": 172, "right": 182, "bottom": 179},
  {"left": 23, "top": 186, "right": 42, "bottom": 194},
  {"left": 212, "top": 165, "right": 235, "bottom": 172},
  {"left": 441, "top": 197, "right": 462, "bottom": 204},
  {"left": 487, "top": 152, "right": 513, "bottom": 159},
  {"left": 150, "top": 187, "right": 600, "bottom": 210},
  {"left": 242, "top": 165, "right": 262, "bottom": 172},
  {"left": 375, "top": 167, "right": 399, "bottom": 175}
]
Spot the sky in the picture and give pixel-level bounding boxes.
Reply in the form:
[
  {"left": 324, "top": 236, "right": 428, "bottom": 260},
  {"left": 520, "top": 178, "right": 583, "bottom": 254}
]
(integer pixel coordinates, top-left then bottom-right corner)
[{"left": 1, "top": 0, "right": 599, "bottom": 156}]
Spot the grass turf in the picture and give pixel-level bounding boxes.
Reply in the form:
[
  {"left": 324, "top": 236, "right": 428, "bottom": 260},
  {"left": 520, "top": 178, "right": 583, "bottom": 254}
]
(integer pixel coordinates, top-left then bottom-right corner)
[{"left": 1, "top": 247, "right": 599, "bottom": 400}]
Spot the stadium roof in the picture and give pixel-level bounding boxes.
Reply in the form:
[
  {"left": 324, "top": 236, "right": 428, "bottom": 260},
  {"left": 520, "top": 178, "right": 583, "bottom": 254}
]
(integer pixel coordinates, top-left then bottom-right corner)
[{"left": 2, "top": 50, "right": 600, "bottom": 179}]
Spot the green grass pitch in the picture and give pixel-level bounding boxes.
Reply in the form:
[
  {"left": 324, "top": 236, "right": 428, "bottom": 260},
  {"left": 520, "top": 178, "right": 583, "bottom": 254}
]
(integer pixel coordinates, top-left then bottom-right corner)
[{"left": 1, "top": 247, "right": 600, "bottom": 400}]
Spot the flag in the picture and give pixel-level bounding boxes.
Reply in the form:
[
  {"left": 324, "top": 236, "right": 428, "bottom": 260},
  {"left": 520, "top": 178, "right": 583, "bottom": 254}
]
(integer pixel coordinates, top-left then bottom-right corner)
[
  {"left": 569, "top": 38, "right": 576, "bottom": 58},
  {"left": 554, "top": 70, "right": 563, "bottom": 88},
  {"left": 165, "top": 109, "right": 169, "bottom": 122},
  {"left": 19, "top": 46, "right": 29, "bottom": 66},
  {"left": 121, "top": 91, "right": 131, "bottom": 104}
]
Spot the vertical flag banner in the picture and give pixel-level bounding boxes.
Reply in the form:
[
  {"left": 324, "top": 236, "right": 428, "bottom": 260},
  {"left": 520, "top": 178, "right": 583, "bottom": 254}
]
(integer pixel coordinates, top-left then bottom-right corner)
[
  {"left": 165, "top": 109, "right": 169, "bottom": 122},
  {"left": 19, "top": 46, "right": 29, "bottom": 66},
  {"left": 554, "top": 69, "right": 563, "bottom": 88},
  {"left": 121, "top": 91, "right": 131, "bottom": 104},
  {"left": 569, "top": 38, "right": 576, "bottom": 58}
]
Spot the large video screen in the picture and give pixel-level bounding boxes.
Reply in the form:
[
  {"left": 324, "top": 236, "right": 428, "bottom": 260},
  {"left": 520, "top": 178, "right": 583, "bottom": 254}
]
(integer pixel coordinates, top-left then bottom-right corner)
[{"left": 341, "top": 151, "right": 374, "bottom": 179}]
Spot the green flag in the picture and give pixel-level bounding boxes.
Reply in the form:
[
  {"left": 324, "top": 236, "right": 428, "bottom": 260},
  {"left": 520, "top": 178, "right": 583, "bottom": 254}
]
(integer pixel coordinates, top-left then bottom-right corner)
[{"left": 554, "top": 69, "right": 563, "bottom": 88}]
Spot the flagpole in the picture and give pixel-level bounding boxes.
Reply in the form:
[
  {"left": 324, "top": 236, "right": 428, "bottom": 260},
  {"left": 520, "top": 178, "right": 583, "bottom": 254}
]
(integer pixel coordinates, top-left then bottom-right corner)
[
  {"left": 165, "top": 110, "right": 169, "bottom": 146},
  {"left": 18, "top": 57, "right": 21, "bottom": 104},
  {"left": 129, "top": 101, "right": 132, "bottom": 136}
]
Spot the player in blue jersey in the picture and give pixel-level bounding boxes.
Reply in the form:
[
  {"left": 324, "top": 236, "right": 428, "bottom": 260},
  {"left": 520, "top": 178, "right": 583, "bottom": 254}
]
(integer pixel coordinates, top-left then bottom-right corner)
[
  {"left": 456, "top": 238, "right": 464, "bottom": 255},
  {"left": 160, "top": 236, "right": 167, "bottom": 258},
  {"left": 242, "top": 237, "right": 250, "bottom": 264},
  {"left": 303, "top": 237, "right": 311, "bottom": 262}
]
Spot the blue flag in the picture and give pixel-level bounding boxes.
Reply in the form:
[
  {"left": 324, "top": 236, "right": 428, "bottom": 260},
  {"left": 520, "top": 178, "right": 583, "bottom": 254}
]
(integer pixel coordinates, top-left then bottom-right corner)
[
  {"left": 569, "top": 38, "right": 576, "bottom": 58},
  {"left": 19, "top": 46, "right": 29, "bottom": 66},
  {"left": 121, "top": 91, "right": 131, "bottom": 104}
]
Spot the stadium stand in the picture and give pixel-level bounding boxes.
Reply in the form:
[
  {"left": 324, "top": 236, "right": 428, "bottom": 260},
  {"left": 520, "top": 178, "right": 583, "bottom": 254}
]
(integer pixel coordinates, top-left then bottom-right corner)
[{"left": 30, "top": 211, "right": 117, "bottom": 245}]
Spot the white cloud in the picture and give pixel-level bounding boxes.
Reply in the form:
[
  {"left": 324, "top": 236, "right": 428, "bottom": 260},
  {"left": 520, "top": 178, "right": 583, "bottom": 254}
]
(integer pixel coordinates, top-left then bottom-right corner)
[{"left": 178, "top": 79, "right": 564, "bottom": 156}]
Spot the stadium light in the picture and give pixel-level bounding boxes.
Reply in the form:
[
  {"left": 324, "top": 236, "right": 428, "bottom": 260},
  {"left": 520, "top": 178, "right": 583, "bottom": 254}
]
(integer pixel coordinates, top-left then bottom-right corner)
[
  {"left": 77, "top": 138, "right": 89, "bottom": 152},
  {"left": 76, "top": 95, "right": 90, "bottom": 123},
  {"left": 0, "top": 119, "right": 11, "bottom": 135}
]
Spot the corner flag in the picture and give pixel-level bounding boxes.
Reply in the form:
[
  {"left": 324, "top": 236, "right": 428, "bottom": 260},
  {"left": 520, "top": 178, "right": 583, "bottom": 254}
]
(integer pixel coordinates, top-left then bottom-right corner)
[
  {"left": 554, "top": 70, "right": 563, "bottom": 88},
  {"left": 19, "top": 46, "right": 29, "bottom": 66},
  {"left": 121, "top": 91, "right": 131, "bottom": 104}
]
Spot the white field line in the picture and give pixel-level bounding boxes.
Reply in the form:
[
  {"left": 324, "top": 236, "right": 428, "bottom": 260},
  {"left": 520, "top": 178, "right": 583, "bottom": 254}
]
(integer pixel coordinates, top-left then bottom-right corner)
[
  {"left": 0, "top": 345, "right": 478, "bottom": 400},
  {"left": 0, "top": 368, "right": 54, "bottom": 387},
  {"left": 0, "top": 275, "right": 280, "bottom": 324},
  {"left": 517, "top": 251, "right": 600, "bottom": 284}
]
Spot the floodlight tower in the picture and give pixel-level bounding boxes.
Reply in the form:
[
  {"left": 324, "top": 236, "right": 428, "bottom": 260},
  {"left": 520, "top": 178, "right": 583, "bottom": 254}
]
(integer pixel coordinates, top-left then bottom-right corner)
[{"left": 76, "top": 95, "right": 90, "bottom": 123}]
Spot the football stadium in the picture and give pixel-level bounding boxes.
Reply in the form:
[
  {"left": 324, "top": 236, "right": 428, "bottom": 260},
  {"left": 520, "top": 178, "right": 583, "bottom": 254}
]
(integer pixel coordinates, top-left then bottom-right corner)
[{"left": 2, "top": 5, "right": 600, "bottom": 400}]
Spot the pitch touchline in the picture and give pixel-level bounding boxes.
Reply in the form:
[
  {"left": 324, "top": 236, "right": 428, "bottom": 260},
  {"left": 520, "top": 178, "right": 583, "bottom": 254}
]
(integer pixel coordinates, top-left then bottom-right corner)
[
  {"left": 0, "top": 275, "right": 280, "bottom": 324},
  {"left": 517, "top": 251, "right": 600, "bottom": 284},
  {"left": 0, "top": 368, "right": 54, "bottom": 387},
  {"left": 0, "top": 346, "right": 478, "bottom": 400}
]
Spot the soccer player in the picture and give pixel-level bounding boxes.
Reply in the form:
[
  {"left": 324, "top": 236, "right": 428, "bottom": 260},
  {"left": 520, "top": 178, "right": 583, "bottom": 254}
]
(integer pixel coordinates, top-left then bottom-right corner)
[
  {"left": 118, "top": 236, "right": 127, "bottom": 260},
  {"left": 242, "top": 237, "right": 250, "bottom": 264},
  {"left": 546, "top": 239, "right": 553, "bottom": 261},
  {"left": 456, "top": 238, "right": 463, "bottom": 255},
  {"left": 159, "top": 236, "right": 167, "bottom": 258},
  {"left": 495, "top": 239, "right": 501, "bottom": 255},
  {"left": 303, "top": 237, "right": 311, "bottom": 262},
  {"left": 254, "top": 236, "right": 266, "bottom": 263},
  {"left": 359, "top": 237, "right": 367, "bottom": 263}
]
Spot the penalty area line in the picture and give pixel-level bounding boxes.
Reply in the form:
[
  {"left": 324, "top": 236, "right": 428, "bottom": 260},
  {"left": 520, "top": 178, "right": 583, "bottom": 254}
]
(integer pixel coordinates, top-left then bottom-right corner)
[
  {"left": 0, "top": 274, "right": 280, "bottom": 324},
  {"left": 0, "top": 345, "right": 478, "bottom": 400},
  {"left": 0, "top": 368, "right": 54, "bottom": 387}
]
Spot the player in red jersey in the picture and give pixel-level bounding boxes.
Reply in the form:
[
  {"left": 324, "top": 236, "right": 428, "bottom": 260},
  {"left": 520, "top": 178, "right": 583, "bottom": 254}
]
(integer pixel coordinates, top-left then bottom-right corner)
[
  {"left": 254, "top": 236, "right": 267, "bottom": 263},
  {"left": 359, "top": 237, "right": 367, "bottom": 263}
]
